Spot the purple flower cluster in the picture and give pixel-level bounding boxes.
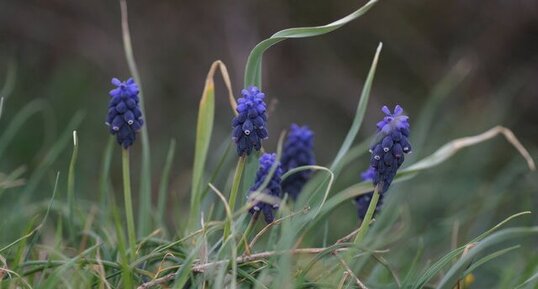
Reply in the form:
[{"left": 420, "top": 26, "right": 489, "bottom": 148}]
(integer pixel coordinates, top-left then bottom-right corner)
[
  {"left": 232, "top": 86, "right": 268, "bottom": 156},
  {"left": 247, "top": 153, "right": 283, "bottom": 223},
  {"left": 281, "top": 124, "right": 316, "bottom": 199},
  {"left": 106, "top": 78, "right": 144, "bottom": 148},
  {"left": 369, "top": 105, "right": 411, "bottom": 193}
]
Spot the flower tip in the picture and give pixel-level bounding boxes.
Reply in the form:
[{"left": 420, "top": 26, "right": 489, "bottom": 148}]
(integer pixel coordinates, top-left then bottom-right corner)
[
  {"left": 381, "top": 105, "right": 391, "bottom": 115},
  {"left": 111, "top": 78, "right": 121, "bottom": 86},
  {"left": 394, "top": 105, "right": 403, "bottom": 115}
]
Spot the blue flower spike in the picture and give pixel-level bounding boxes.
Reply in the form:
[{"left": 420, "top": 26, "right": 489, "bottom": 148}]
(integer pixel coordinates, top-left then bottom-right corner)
[
  {"left": 369, "top": 105, "right": 411, "bottom": 193},
  {"left": 281, "top": 124, "right": 316, "bottom": 199},
  {"left": 354, "top": 166, "right": 383, "bottom": 219},
  {"left": 106, "top": 77, "right": 144, "bottom": 148},
  {"left": 232, "top": 86, "right": 268, "bottom": 156},
  {"left": 247, "top": 153, "right": 283, "bottom": 223}
]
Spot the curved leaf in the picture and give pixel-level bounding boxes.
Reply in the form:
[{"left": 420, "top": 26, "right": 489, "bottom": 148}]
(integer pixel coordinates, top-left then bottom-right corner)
[
  {"left": 244, "top": 0, "right": 378, "bottom": 87},
  {"left": 436, "top": 227, "right": 538, "bottom": 289}
]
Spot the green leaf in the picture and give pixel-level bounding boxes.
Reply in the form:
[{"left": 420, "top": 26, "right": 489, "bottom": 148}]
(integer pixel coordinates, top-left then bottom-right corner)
[
  {"left": 0, "top": 99, "right": 54, "bottom": 160},
  {"left": 436, "top": 227, "right": 538, "bottom": 289},
  {"left": 412, "top": 212, "right": 530, "bottom": 289},
  {"left": 67, "top": 130, "right": 79, "bottom": 241},
  {"left": 296, "top": 43, "right": 382, "bottom": 218},
  {"left": 119, "top": 0, "right": 153, "bottom": 236},
  {"left": 330, "top": 42, "right": 382, "bottom": 171},
  {"left": 22, "top": 111, "right": 84, "bottom": 196},
  {"left": 462, "top": 245, "right": 520, "bottom": 276},
  {"left": 0, "top": 56, "right": 17, "bottom": 101},
  {"left": 244, "top": 0, "right": 378, "bottom": 87},
  {"left": 157, "top": 138, "right": 177, "bottom": 227},
  {"left": 514, "top": 272, "right": 538, "bottom": 289},
  {"left": 189, "top": 60, "right": 236, "bottom": 231}
]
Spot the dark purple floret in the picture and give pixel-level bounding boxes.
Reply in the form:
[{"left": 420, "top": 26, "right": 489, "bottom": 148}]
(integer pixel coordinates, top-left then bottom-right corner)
[
  {"left": 354, "top": 167, "right": 384, "bottom": 219},
  {"left": 232, "top": 86, "right": 268, "bottom": 156},
  {"left": 281, "top": 124, "right": 316, "bottom": 199},
  {"left": 247, "top": 153, "right": 283, "bottom": 223},
  {"left": 369, "top": 105, "right": 411, "bottom": 193},
  {"left": 105, "top": 78, "right": 144, "bottom": 148}
]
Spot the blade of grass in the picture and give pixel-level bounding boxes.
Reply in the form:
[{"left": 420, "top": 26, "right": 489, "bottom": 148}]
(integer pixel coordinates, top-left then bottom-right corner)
[
  {"left": 0, "top": 57, "right": 17, "bottom": 100},
  {"left": 189, "top": 60, "right": 236, "bottom": 231},
  {"left": 281, "top": 165, "right": 334, "bottom": 218},
  {"left": 405, "top": 126, "right": 535, "bottom": 172},
  {"left": 436, "top": 227, "right": 538, "bottom": 289},
  {"left": 244, "top": 0, "right": 378, "bottom": 87},
  {"left": 514, "top": 272, "right": 538, "bottom": 289},
  {"left": 223, "top": 156, "right": 246, "bottom": 240},
  {"left": 316, "top": 127, "right": 536, "bottom": 223},
  {"left": 209, "top": 183, "right": 238, "bottom": 289},
  {"left": 111, "top": 197, "right": 133, "bottom": 289},
  {"left": 412, "top": 59, "right": 472, "bottom": 155},
  {"left": 412, "top": 211, "right": 531, "bottom": 289},
  {"left": 157, "top": 138, "right": 176, "bottom": 227},
  {"left": 0, "top": 99, "right": 54, "bottom": 159},
  {"left": 0, "top": 97, "right": 4, "bottom": 120},
  {"left": 67, "top": 130, "right": 79, "bottom": 241},
  {"left": 122, "top": 149, "right": 137, "bottom": 261},
  {"left": 22, "top": 111, "right": 84, "bottom": 196},
  {"left": 462, "top": 245, "right": 520, "bottom": 276},
  {"left": 330, "top": 42, "right": 382, "bottom": 171},
  {"left": 295, "top": 43, "right": 382, "bottom": 212},
  {"left": 119, "top": 0, "right": 152, "bottom": 236},
  {"left": 99, "top": 136, "right": 115, "bottom": 223}
]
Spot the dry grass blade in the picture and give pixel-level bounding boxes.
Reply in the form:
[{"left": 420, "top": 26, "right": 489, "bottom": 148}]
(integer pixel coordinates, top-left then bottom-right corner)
[
  {"left": 0, "top": 254, "right": 7, "bottom": 280},
  {"left": 137, "top": 272, "right": 176, "bottom": 289},
  {"left": 205, "top": 60, "right": 237, "bottom": 113},
  {"left": 249, "top": 207, "right": 310, "bottom": 249},
  {"left": 335, "top": 255, "right": 369, "bottom": 289},
  {"left": 407, "top": 126, "right": 535, "bottom": 172},
  {"left": 337, "top": 272, "right": 350, "bottom": 289}
]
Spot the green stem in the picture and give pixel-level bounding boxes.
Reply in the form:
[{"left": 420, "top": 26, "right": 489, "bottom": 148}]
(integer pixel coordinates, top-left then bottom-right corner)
[
  {"left": 122, "top": 149, "right": 137, "bottom": 259},
  {"left": 224, "top": 156, "right": 246, "bottom": 240},
  {"left": 120, "top": 0, "right": 152, "bottom": 237},
  {"left": 67, "top": 131, "right": 78, "bottom": 241},
  {"left": 99, "top": 137, "right": 114, "bottom": 223},
  {"left": 157, "top": 139, "right": 176, "bottom": 227},
  {"left": 353, "top": 185, "right": 380, "bottom": 245},
  {"left": 238, "top": 213, "right": 258, "bottom": 253}
]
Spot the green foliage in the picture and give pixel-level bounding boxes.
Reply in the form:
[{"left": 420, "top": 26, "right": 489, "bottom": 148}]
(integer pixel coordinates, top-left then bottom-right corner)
[{"left": 0, "top": 0, "right": 537, "bottom": 288}]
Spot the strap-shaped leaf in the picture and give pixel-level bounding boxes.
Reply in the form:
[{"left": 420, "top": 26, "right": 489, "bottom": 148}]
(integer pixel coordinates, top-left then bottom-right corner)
[
  {"left": 189, "top": 61, "right": 236, "bottom": 231},
  {"left": 436, "top": 227, "right": 538, "bottom": 289},
  {"left": 244, "top": 0, "right": 378, "bottom": 87}
]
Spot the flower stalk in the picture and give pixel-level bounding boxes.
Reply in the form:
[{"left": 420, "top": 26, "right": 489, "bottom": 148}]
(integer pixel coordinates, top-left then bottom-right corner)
[
  {"left": 353, "top": 184, "right": 380, "bottom": 245},
  {"left": 122, "top": 149, "right": 137, "bottom": 259},
  {"left": 223, "top": 156, "right": 246, "bottom": 240}
]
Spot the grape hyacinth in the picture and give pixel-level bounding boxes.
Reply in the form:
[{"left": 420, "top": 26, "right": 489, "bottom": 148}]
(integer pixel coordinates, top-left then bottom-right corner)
[
  {"left": 281, "top": 124, "right": 316, "bottom": 200},
  {"left": 232, "top": 86, "right": 268, "bottom": 156},
  {"left": 369, "top": 105, "right": 411, "bottom": 193},
  {"left": 247, "top": 153, "right": 283, "bottom": 223},
  {"left": 105, "top": 78, "right": 144, "bottom": 148},
  {"left": 354, "top": 167, "right": 383, "bottom": 219}
]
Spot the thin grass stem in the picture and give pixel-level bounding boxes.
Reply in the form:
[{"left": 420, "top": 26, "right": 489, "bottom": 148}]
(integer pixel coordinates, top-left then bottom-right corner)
[
  {"left": 122, "top": 149, "right": 137, "bottom": 260},
  {"left": 238, "top": 213, "right": 258, "bottom": 254},
  {"left": 157, "top": 139, "right": 176, "bottom": 227},
  {"left": 119, "top": 0, "right": 152, "bottom": 237},
  {"left": 224, "top": 156, "right": 246, "bottom": 239},
  {"left": 67, "top": 130, "right": 79, "bottom": 241},
  {"left": 353, "top": 185, "right": 380, "bottom": 245},
  {"left": 99, "top": 137, "right": 115, "bottom": 223}
]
